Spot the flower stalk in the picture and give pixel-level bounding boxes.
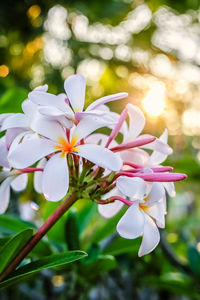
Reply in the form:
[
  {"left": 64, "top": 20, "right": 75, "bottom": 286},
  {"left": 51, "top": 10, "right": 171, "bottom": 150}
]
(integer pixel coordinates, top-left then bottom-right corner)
[{"left": 0, "top": 193, "right": 77, "bottom": 282}]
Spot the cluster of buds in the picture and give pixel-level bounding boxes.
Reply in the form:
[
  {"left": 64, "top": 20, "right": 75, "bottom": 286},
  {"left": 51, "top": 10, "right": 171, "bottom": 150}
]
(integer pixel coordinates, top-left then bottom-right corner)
[{"left": 0, "top": 74, "right": 186, "bottom": 257}]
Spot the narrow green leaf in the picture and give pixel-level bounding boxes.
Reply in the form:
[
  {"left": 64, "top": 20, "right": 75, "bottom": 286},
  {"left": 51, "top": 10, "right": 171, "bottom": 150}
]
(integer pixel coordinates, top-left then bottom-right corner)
[
  {"left": 0, "top": 229, "right": 33, "bottom": 273},
  {"left": 0, "top": 214, "right": 36, "bottom": 235},
  {"left": 0, "top": 215, "right": 52, "bottom": 257},
  {"left": 0, "top": 250, "right": 87, "bottom": 289},
  {"left": 65, "top": 209, "right": 80, "bottom": 250},
  {"left": 187, "top": 245, "right": 200, "bottom": 275}
]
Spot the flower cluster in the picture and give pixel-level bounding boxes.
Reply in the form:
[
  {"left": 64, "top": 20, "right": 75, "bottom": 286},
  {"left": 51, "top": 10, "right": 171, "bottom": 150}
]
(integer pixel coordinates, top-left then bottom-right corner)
[{"left": 0, "top": 74, "right": 186, "bottom": 256}]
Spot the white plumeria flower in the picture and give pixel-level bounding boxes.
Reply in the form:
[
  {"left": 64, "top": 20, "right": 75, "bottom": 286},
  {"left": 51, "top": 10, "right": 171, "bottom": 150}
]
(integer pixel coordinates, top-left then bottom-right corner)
[
  {"left": 28, "top": 74, "right": 128, "bottom": 123},
  {"left": 115, "top": 176, "right": 166, "bottom": 257},
  {"left": 8, "top": 116, "right": 122, "bottom": 202},
  {"left": 0, "top": 85, "right": 54, "bottom": 150},
  {"left": 0, "top": 137, "right": 28, "bottom": 214},
  {"left": 121, "top": 129, "right": 175, "bottom": 198},
  {"left": 123, "top": 103, "right": 172, "bottom": 155}
]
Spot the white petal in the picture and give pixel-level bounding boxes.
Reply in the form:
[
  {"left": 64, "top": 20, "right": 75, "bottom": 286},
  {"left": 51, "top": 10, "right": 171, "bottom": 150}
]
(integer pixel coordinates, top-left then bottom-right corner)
[
  {"left": 30, "top": 114, "right": 66, "bottom": 142},
  {"left": 86, "top": 92, "right": 128, "bottom": 111},
  {"left": 38, "top": 106, "right": 73, "bottom": 119},
  {"left": 98, "top": 201, "right": 124, "bottom": 219},
  {"left": 11, "top": 173, "right": 28, "bottom": 191},
  {"left": 1, "top": 114, "right": 29, "bottom": 131},
  {"left": 138, "top": 214, "right": 160, "bottom": 256},
  {"left": 116, "top": 176, "right": 146, "bottom": 199},
  {"left": 117, "top": 202, "right": 144, "bottom": 239},
  {"left": 98, "top": 187, "right": 123, "bottom": 218},
  {"left": 0, "top": 177, "right": 12, "bottom": 214},
  {"left": 72, "top": 116, "right": 114, "bottom": 143},
  {"left": 159, "top": 129, "right": 168, "bottom": 143},
  {"left": 148, "top": 182, "right": 165, "bottom": 204},
  {"left": 78, "top": 144, "right": 122, "bottom": 171},
  {"left": 0, "top": 138, "right": 9, "bottom": 168},
  {"left": 120, "top": 148, "right": 150, "bottom": 166},
  {"left": 22, "top": 100, "right": 37, "bottom": 117},
  {"left": 8, "top": 134, "right": 56, "bottom": 169},
  {"left": 0, "top": 113, "right": 14, "bottom": 125},
  {"left": 86, "top": 133, "right": 118, "bottom": 148},
  {"left": 64, "top": 74, "right": 86, "bottom": 112},
  {"left": 34, "top": 84, "right": 48, "bottom": 92},
  {"left": 140, "top": 134, "right": 173, "bottom": 155},
  {"left": 163, "top": 182, "right": 176, "bottom": 197},
  {"left": 29, "top": 91, "right": 68, "bottom": 112},
  {"left": 146, "top": 200, "right": 165, "bottom": 228},
  {"left": 34, "top": 158, "right": 47, "bottom": 193},
  {"left": 125, "top": 104, "right": 145, "bottom": 141},
  {"left": 147, "top": 151, "right": 168, "bottom": 166},
  {"left": 42, "top": 153, "right": 69, "bottom": 202},
  {"left": 5, "top": 128, "right": 26, "bottom": 149}
]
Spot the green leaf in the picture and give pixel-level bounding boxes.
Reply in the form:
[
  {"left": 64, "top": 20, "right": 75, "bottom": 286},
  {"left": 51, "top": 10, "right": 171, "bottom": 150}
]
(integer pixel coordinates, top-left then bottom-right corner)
[
  {"left": 0, "top": 229, "right": 33, "bottom": 274},
  {"left": 81, "top": 254, "right": 117, "bottom": 279},
  {"left": 145, "top": 273, "right": 200, "bottom": 299},
  {"left": 0, "top": 250, "right": 87, "bottom": 289},
  {"left": 90, "top": 207, "right": 126, "bottom": 244},
  {"left": 103, "top": 235, "right": 140, "bottom": 256},
  {"left": 0, "top": 214, "right": 36, "bottom": 235},
  {"left": 187, "top": 245, "right": 200, "bottom": 275},
  {"left": 65, "top": 209, "right": 80, "bottom": 250},
  {"left": 0, "top": 88, "right": 28, "bottom": 113}
]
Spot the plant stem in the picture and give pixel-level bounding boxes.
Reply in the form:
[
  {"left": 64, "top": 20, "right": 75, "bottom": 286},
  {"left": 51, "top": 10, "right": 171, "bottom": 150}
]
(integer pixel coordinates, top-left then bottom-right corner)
[{"left": 0, "top": 193, "right": 77, "bottom": 281}]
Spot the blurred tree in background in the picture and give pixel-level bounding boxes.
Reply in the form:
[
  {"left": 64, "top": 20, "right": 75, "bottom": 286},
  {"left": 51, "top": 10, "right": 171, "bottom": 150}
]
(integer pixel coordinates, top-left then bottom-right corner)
[{"left": 1, "top": 0, "right": 200, "bottom": 299}]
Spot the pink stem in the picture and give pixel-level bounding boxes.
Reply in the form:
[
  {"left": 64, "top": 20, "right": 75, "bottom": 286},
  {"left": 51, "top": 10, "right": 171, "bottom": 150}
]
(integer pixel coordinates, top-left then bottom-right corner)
[
  {"left": 105, "top": 108, "right": 128, "bottom": 148},
  {"left": 109, "top": 196, "right": 133, "bottom": 206},
  {"left": 115, "top": 171, "right": 187, "bottom": 182},
  {"left": 19, "top": 168, "right": 44, "bottom": 173},
  {"left": 110, "top": 137, "right": 156, "bottom": 152}
]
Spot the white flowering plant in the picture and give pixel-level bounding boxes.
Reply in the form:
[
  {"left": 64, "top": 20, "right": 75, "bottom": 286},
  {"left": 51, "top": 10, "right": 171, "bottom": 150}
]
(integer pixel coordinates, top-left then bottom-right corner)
[{"left": 0, "top": 74, "right": 186, "bottom": 287}]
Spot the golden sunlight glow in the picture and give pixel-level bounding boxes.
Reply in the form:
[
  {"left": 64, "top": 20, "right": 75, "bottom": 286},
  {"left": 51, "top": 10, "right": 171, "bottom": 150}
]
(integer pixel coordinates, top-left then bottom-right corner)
[
  {"left": 27, "top": 5, "right": 41, "bottom": 20},
  {"left": 0, "top": 65, "right": 9, "bottom": 77},
  {"left": 142, "top": 82, "right": 166, "bottom": 117},
  {"left": 52, "top": 275, "right": 64, "bottom": 287}
]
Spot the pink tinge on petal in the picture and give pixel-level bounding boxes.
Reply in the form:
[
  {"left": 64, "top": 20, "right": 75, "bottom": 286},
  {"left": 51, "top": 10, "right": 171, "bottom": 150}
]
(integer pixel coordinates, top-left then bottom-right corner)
[
  {"left": 109, "top": 196, "right": 133, "bottom": 206},
  {"left": 123, "top": 161, "right": 142, "bottom": 168},
  {"left": 65, "top": 97, "right": 69, "bottom": 105},
  {"left": 110, "top": 137, "right": 156, "bottom": 152},
  {"left": 105, "top": 108, "right": 128, "bottom": 148},
  {"left": 115, "top": 171, "right": 187, "bottom": 182}
]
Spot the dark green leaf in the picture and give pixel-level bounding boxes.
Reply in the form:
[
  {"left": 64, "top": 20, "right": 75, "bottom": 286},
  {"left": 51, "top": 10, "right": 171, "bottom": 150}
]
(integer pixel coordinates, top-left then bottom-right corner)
[
  {"left": 65, "top": 209, "right": 80, "bottom": 250},
  {"left": 187, "top": 245, "right": 200, "bottom": 275},
  {"left": 0, "top": 229, "right": 33, "bottom": 273},
  {"left": 103, "top": 235, "right": 140, "bottom": 256},
  {"left": 0, "top": 250, "right": 87, "bottom": 289},
  {"left": 81, "top": 254, "right": 117, "bottom": 279},
  {"left": 0, "top": 214, "right": 36, "bottom": 235}
]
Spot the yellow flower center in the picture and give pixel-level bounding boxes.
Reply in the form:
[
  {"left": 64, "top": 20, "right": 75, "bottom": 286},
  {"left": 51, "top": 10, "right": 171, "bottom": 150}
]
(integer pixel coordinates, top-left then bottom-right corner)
[
  {"left": 139, "top": 203, "right": 148, "bottom": 212},
  {"left": 55, "top": 137, "right": 78, "bottom": 156}
]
